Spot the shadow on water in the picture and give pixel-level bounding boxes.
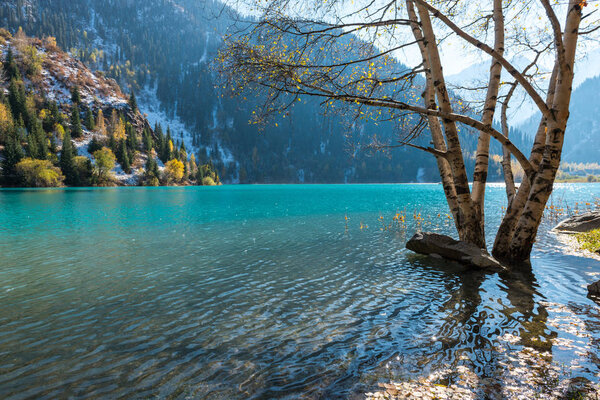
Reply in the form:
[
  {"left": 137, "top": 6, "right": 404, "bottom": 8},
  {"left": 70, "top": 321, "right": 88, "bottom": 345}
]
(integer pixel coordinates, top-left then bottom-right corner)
[
  {"left": 357, "top": 255, "right": 572, "bottom": 398},
  {"left": 320, "top": 251, "right": 600, "bottom": 399}
]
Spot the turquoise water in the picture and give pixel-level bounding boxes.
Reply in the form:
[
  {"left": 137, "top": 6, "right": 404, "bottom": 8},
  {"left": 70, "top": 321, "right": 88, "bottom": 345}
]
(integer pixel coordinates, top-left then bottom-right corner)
[{"left": 1, "top": 184, "right": 600, "bottom": 399}]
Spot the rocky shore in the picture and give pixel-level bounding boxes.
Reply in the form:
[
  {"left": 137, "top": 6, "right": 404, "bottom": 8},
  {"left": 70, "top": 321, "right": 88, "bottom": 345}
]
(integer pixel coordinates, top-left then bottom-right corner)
[{"left": 553, "top": 211, "right": 600, "bottom": 295}]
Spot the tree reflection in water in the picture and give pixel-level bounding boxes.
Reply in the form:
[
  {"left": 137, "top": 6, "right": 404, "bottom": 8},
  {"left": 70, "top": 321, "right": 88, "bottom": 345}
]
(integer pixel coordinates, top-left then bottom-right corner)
[{"left": 367, "top": 259, "right": 600, "bottom": 399}]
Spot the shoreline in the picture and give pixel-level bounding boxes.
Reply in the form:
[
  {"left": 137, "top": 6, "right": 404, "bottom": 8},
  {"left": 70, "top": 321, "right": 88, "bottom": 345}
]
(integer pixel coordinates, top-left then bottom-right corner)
[
  {"left": 554, "top": 230, "right": 600, "bottom": 262},
  {"left": 2, "top": 181, "right": 600, "bottom": 189}
]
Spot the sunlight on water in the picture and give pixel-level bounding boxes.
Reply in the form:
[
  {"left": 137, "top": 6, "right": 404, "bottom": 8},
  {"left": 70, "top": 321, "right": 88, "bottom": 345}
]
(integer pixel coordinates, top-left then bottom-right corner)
[{"left": 1, "top": 184, "right": 600, "bottom": 399}]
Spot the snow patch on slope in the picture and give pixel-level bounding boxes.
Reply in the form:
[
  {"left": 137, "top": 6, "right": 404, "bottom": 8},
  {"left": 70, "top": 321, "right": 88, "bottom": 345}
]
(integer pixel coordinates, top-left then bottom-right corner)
[
  {"left": 139, "top": 83, "right": 238, "bottom": 172},
  {"left": 138, "top": 84, "right": 196, "bottom": 149},
  {"left": 447, "top": 56, "right": 533, "bottom": 126},
  {"left": 73, "top": 133, "right": 140, "bottom": 185}
]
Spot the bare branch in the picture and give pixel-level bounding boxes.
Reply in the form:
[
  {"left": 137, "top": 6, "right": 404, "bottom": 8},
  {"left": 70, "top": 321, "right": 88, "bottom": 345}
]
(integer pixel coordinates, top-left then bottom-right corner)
[
  {"left": 411, "top": 0, "right": 553, "bottom": 122},
  {"left": 539, "top": 0, "right": 566, "bottom": 68}
]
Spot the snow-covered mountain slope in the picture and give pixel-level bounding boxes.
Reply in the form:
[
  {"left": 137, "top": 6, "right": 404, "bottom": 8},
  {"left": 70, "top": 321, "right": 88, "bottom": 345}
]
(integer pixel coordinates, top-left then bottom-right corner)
[
  {"left": 448, "top": 48, "right": 600, "bottom": 131},
  {"left": 448, "top": 56, "right": 539, "bottom": 127},
  {"left": 557, "top": 75, "right": 600, "bottom": 163},
  {"left": 0, "top": 38, "right": 128, "bottom": 110}
]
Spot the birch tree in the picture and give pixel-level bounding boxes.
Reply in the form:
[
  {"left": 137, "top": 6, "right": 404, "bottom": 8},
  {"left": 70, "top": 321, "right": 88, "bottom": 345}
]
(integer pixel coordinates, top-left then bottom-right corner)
[{"left": 220, "top": 0, "right": 597, "bottom": 263}]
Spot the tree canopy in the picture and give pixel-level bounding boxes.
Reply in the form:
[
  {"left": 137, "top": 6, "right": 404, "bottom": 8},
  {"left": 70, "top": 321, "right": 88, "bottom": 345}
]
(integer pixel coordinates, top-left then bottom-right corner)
[{"left": 221, "top": 0, "right": 599, "bottom": 262}]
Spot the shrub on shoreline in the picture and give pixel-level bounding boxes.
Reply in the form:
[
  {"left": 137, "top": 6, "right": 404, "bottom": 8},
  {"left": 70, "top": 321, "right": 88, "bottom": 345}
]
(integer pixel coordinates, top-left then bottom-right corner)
[
  {"left": 576, "top": 229, "right": 600, "bottom": 253},
  {"left": 15, "top": 158, "right": 64, "bottom": 187}
]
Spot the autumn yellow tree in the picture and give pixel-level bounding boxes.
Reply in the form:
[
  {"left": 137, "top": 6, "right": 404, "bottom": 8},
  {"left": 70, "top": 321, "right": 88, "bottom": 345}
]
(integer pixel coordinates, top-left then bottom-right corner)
[
  {"left": 189, "top": 153, "right": 198, "bottom": 180},
  {"left": 109, "top": 110, "right": 125, "bottom": 140},
  {"left": 95, "top": 109, "right": 107, "bottom": 135},
  {"left": 43, "top": 36, "right": 58, "bottom": 51},
  {"left": 93, "top": 147, "right": 116, "bottom": 184},
  {"left": 0, "top": 103, "right": 14, "bottom": 143},
  {"left": 16, "top": 158, "right": 64, "bottom": 187},
  {"left": 221, "top": 0, "right": 597, "bottom": 263},
  {"left": 54, "top": 124, "right": 65, "bottom": 141},
  {"left": 164, "top": 159, "right": 185, "bottom": 184}
]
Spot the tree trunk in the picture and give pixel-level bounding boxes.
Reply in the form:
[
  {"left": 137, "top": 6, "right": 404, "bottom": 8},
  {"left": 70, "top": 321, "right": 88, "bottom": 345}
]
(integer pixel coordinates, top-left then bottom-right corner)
[
  {"left": 471, "top": 0, "right": 505, "bottom": 236},
  {"left": 406, "top": 0, "right": 462, "bottom": 235},
  {"left": 416, "top": 3, "right": 485, "bottom": 248},
  {"left": 492, "top": 66, "right": 559, "bottom": 260},
  {"left": 500, "top": 83, "right": 517, "bottom": 205},
  {"left": 496, "top": 1, "right": 582, "bottom": 262}
]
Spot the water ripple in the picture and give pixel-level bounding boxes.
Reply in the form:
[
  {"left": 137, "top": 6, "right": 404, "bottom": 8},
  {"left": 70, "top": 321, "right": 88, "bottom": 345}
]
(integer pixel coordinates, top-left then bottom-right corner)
[{"left": 1, "top": 185, "right": 600, "bottom": 399}]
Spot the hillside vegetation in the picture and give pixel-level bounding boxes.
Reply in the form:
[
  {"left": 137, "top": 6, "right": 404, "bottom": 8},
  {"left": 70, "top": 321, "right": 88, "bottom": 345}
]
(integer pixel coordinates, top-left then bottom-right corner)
[{"left": 0, "top": 28, "right": 219, "bottom": 187}]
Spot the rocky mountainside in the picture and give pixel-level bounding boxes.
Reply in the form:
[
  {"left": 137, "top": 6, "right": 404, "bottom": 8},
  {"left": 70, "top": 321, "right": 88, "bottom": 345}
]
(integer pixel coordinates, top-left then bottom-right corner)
[
  {"left": 0, "top": 0, "right": 532, "bottom": 184},
  {"left": 557, "top": 75, "right": 600, "bottom": 163},
  {"left": 516, "top": 73, "right": 600, "bottom": 164},
  {"left": 0, "top": 28, "right": 219, "bottom": 187}
]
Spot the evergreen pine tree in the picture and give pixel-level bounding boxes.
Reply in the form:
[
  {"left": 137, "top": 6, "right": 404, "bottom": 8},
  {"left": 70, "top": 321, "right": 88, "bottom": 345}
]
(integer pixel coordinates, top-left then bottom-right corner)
[
  {"left": 196, "top": 163, "right": 205, "bottom": 183},
  {"left": 28, "top": 119, "right": 47, "bottom": 160},
  {"left": 26, "top": 131, "right": 39, "bottom": 159},
  {"left": 144, "top": 155, "right": 159, "bottom": 186},
  {"left": 126, "top": 123, "right": 137, "bottom": 150},
  {"left": 155, "top": 123, "right": 163, "bottom": 151},
  {"left": 159, "top": 138, "right": 167, "bottom": 163},
  {"left": 42, "top": 107, "right": 54, "bottom": 132},
  {"left": 77, "top": 157, "right": 94, "bottom": 187},
  {"left": 8, "top": 79, "right": 26, "bottom": 122},
  {"left": 108, "top": 132, "right": 116, "bottom": 153},
  {"left": 143, "top": 128, "right": 153, "bottom": 152},
  {"left": 16, "top": 116, "right": 25, "bottom": 136},
  {"left": 179, "top": 141, "right": 187, "bottom": 161},
  {"left": 161, "top": 127, "right": 173, "bottom": 162},
  {"left": 84, "top": 107, "right": 95, "bottom": 130},
  {"left": 60, "top": 130, "right": 77, "bottom": 185},
  {"left": 49, "top": 101, "right": 61, "bottom": 125},
  {"left": 129, "top": 90, "right": 138, "bottom": 112},
  {"left": 154, "top": 122, "right": 161, "bottom": 135},
  {"left": 119, "top": 139, "right": 130, "bottom": 173},
  {"left": 145, "top": 156, "right": 158, "bottom": 178},
  {"left": 2, "top": 130, "right": 24, "bottom": 185},
  {"left": 87, "top": 136, "right": 103, "bottom": 154},
  {"left": 70, "top": 105, "right": 83, "bottom": 138},
  {"left": 48, "top": 134, "right": 57, "bottom": 153},
  {"left": 71, "top": 86, "right": 81, "bottom": 104},
  {"left": 5, "top": 47, "right": 20, "bottom": 81}
]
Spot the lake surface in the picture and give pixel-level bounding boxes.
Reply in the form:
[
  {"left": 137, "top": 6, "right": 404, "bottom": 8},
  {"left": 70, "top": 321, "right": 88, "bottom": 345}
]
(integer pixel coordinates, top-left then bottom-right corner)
[{"left": 1, "top": 184, "right": 600, "bottom": 399}]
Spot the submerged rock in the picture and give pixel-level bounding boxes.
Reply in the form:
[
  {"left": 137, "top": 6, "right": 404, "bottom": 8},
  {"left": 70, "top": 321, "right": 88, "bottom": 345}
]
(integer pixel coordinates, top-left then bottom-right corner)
[
  {"left": 406, "top": 232, "right": 503, "bottom": 269},
  {"left": 588, "top": 280, "right": 600, "bottom": 296},
  {"left": 553, "top": 211, "right": 600, "bottom": 233}
]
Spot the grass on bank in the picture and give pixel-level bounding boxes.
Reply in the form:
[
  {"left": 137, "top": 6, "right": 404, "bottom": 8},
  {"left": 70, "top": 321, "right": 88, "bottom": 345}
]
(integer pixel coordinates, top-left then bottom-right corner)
[
  {"left": 555, "top": 171, "right": 600, "bottom": 183},
  {"left": 576, "top": 229, "right": 600, "bottom": 253}
]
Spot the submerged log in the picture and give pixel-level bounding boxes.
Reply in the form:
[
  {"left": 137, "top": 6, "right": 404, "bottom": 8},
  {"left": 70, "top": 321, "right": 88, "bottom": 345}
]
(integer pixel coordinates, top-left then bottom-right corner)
[
  {"left": 553, "top": 211, "right": 600, "bottom": 233},
  {"left": 406, "top": 232, "right": 503, "bottom": 269}
]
